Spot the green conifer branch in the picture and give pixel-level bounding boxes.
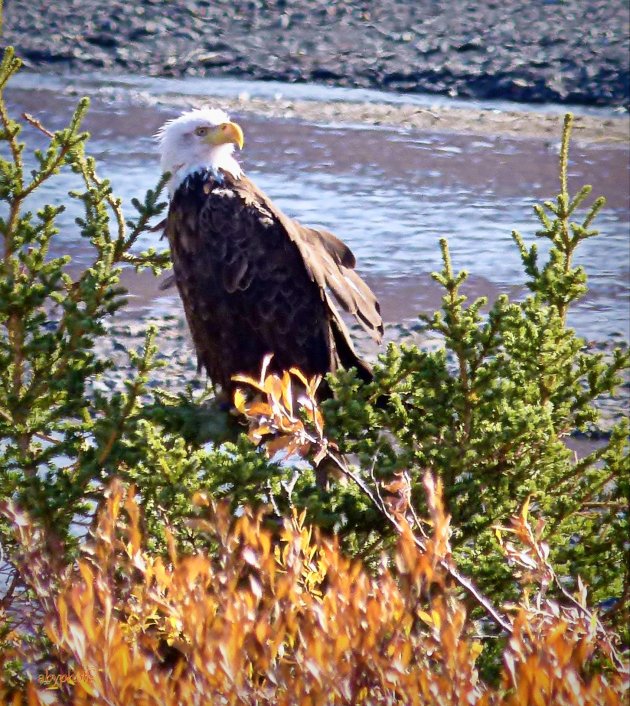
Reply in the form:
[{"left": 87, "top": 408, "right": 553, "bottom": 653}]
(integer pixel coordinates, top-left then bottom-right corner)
[{"left": 0, "top": 55, "right": 627, "bottom": 676}]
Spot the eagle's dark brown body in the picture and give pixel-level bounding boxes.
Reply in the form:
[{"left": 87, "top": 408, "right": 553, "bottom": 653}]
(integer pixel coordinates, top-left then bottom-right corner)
[{"left": 165, "top": 169, "right": 382, "bottom": 396}]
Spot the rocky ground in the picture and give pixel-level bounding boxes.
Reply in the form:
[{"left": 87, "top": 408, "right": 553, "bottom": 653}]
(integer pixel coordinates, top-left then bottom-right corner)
[
  {"left": 93, "top": 314, "right": 628, "bottom": 445},
  {"left": 4, "top": 0, "right": 629, "bottom": 108}
]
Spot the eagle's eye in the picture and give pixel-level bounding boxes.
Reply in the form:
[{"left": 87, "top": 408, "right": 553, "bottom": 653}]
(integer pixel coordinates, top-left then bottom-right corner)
[{"left": 194, "top": 126, "right": 209, "bottom": 137}]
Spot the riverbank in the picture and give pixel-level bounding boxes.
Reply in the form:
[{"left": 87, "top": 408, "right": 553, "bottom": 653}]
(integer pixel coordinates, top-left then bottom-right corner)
[
  {"left": 10, "top": 70, "right": 630, "bottom": 145},
  {"left": 147, "top": 90, "right": 630, "bottom": 144},
  {"left": 3, "top": 0, "right": 629, "bottom": 108}
]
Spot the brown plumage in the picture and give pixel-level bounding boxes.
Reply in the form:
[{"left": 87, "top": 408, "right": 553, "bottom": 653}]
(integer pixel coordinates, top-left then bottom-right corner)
[{"left": 165, "top": 168, "right": 382, "bottom": 397}]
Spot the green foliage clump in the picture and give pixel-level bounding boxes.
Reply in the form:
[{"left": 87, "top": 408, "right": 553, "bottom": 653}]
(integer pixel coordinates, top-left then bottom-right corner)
[
  {"left": 0, "top": 46, "right": 627, "bottom": 683},
  {"left": 0, "top": 47, "right": 171, "bottom": 555},
  {"left": 323, "top": 114, "right": 628, "bottom": 633}
]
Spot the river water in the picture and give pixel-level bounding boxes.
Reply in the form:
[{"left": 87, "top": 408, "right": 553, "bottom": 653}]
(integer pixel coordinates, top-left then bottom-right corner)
[{"left": 4, "top": 73, "right": 629, "bottom": 341}]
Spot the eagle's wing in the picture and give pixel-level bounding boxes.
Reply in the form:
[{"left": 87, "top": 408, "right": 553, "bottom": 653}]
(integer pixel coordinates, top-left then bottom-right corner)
[
  {"left": 166, "top": 170, "right": 381, "bottom": 392},
  {"left": 232, "top": 175, "right": 383, "bottom": 344}
]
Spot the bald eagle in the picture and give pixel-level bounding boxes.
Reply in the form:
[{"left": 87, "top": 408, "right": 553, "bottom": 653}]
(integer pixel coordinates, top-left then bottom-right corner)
[{"left": 156, "top": 108, "right": 382, "bottom": 400}]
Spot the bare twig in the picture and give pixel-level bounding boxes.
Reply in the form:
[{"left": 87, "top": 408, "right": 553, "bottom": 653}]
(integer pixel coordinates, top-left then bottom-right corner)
[
  {"left": 323, "top": 446, "right": 513, "bottom": 634},
  {"left": 0, "top": 568, "right": 19, "bottom": 610},
  {"left": 22, "top": 112, "right": 54, "bottom": 138}
]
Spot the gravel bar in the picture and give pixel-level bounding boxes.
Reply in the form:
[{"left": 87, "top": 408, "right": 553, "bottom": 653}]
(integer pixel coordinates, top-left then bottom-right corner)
[{"left": 4, "top": 0, "right": 629, "bottom": 108}]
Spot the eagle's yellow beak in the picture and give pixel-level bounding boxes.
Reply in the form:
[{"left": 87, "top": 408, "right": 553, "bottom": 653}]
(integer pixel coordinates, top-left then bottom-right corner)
[{"left": 208, "top": 121, "right": 244, "bottom": 150}]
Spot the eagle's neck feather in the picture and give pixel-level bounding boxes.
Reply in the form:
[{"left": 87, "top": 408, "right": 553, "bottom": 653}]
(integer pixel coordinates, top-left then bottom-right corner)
[{"left": 168, "top": 147, "right": 242, "bottom": 194}]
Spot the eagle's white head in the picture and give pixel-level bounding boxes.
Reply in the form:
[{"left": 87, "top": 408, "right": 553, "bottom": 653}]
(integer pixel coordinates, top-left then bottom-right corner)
[{"left": 156, "top": 107, "right": 244, "bottom": 194}]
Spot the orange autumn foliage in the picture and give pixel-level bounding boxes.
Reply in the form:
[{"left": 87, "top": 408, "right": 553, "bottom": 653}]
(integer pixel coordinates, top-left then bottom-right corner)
[{"left": 1, "top": 480, "right": 627, "bottom": 706}]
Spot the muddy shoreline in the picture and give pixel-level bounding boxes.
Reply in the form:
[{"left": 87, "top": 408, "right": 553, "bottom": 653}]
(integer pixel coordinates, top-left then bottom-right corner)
[
  {"left": 147, "top": 90, "right": 630, "bottom": 144},
  {"left": 11, "top": 71, "right": 629, "bottom": 145}
]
